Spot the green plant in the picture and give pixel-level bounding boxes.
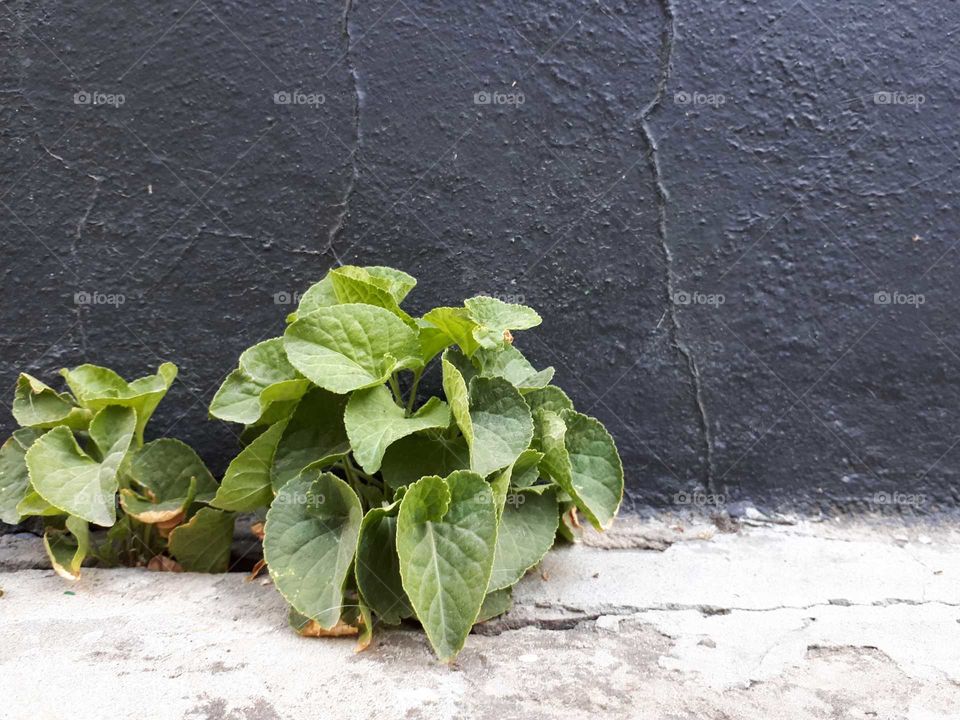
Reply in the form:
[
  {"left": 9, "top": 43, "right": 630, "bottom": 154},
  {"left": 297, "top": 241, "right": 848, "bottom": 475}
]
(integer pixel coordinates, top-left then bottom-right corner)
[
  {"left": 210, "top": 265, "right": 624, "bottom": 661},
  {"left": 0, "top": 363, "right": 234, "bottom": 577}
]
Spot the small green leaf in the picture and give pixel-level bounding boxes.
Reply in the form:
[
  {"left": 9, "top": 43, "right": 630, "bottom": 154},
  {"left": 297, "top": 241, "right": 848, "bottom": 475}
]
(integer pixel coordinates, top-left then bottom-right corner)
[
  {"left": 510, "top": 448, "right": 544, "bottom": 489},
  {"left": 12, "top": 374, "right": 91, "bottom": 430},
  {"left": 472, "top": 346, "right": 554, "bottom": 391},
  {"left": 329, "top": 266, "right": 416, "bottom": 327},
  {"left": 284, "top": 304, "right": 420, "bottom": 394},
  {"left": 119, "top": 476, "right": 196, "bottom": 524},
  {"left": 272, "top": 388, "right": 350, "bottom": 491},
  {"left": 264, "top": 470, "right": 363, "bottom": 629},
  {"left": 477, "top": 587, "right": 513, "bottom": 622},
  {"left": 464, "top": 296, "right": 541, "bottom": 349},
  {"left": 127, "top": 438, "right": 217, "bottom": 503},
  {"left": 60, "top": 363, "right": 177, "bottom": 443},
  {"left": 488, "top": 488, "right": 558, "bottom": 591},
  {"left": 536, "top": 410, "right": 623, "bottom": 530},
  {"left": 422, "top": 307, "right": 481, "bottom": 356},
  {"left": 397, "top": 471, "right": 498, "bottom": 662},
  {"left": 344, "top": 385, "right": 451, "bottom": 474},
  {"left": 16, "top": 490, "right": 60, "bottom": 518},
  {"left": 0, "top": 428, "right": 44, "bottom": 524},
  {"left": 361, "top": 266, "right": 417, "bottom": 302},
  {"left": 355, "top": 501, "right": 412, "bottom": 625},
  {"left": 26, "top": 406, "right": 136, "bottom": 527},
  {"left": 416, "top": 320, "right": 455, "bottom": 365},
  {"left": 380, "top": 433, "right": 469, "bottom": 490},
  {"left": 442, "top": 350, "right": 473, "bottom": 444},
  {"left": 524, "top": 385, "right": 575, "bottom": 415},
  {"left": 168, "top": 507, "right": 236, "bottom": 573},
  {"left": 211, "top": 421, "right": 287, "bottom": 511},
  {"left": 43, "top": 515, "right": 90, "bottom": 580},
  {"left": 466, "top": 376, "right": 534, "bottom": 477}
]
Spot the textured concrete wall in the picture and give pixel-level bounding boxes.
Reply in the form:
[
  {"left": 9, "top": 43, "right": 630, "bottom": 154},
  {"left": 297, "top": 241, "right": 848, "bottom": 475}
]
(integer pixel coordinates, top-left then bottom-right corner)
[{"left": 1, "top": 1, "right": 958, "bottom": 514}]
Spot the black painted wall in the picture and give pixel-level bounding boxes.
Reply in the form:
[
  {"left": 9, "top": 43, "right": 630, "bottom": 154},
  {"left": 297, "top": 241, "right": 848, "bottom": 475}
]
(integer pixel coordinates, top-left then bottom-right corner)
[{"left": 2, "top": 0, "right": 958, "bottom": 514}]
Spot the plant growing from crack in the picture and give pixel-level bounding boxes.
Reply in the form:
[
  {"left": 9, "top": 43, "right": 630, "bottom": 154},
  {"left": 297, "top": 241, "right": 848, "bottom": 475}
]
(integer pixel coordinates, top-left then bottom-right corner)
[
  {"left": 0, "top": 364, "right": 234, "bottom": 577},
  {"left": 209, "top": 265, "right": 624, "bottom": 660}
]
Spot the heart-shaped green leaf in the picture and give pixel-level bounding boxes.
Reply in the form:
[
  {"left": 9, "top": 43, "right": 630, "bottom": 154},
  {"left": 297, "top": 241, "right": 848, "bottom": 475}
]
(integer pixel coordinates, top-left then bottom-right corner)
[
  {"left": 60, "top": 363, "right": 177, "bottom": 443},
  {"left": 43, "top": 515, "right": 90, "bottom": 580},
  {"left": 272, "top": 388, "right": 350, "bottom": 490},
  {"left": 263, "top": 470, "right": 363, "bottom": 629},
  {"left": 127, "top": 438, "right": 218, "bottom": 503},
  {"left": 168, "top": 507, "right": 236, "bottom": 573},
  {"left": 26, "top": 406, "right": 136, "bottom": 526},
  {"left": 397, "top": 471, "right": 498, "bottom": 662},
  {"left": 423, "top": 307, "right": 481, "bottom": 357},
  {"left": 472, "top": 346, "right": 554, "bottom": 392},
  {"left": 536, "top": 410, "right": 623, "bottom": 530},
  {"left": 284, "top": 303, "right": 420, "bottom": 394},
  {"left": 0, "top": 428, "right": 44, "bottom": 524},
  {"left": 12, "top": 374, "right": 91, "bottom": 430},
  {"left": 344, "top": 385, "right": 451, "bottom": 474},
  {"left": 211, "top": 421, "right": 287, "bottom": 511},
  {"left": 380, "top": 433, "right": 469, "bottom": 491},
  {"left": 464, "top": 296, "right": 541, "bottom": 349},
  {"left": 464, "top": 376, "right": 534, "bottom": 477},
  {"left": 488, "top": 488, "right": 558, "bottom": 591},
  {"left": 355, "top": 501, "right": 412, "bottom": 625}
]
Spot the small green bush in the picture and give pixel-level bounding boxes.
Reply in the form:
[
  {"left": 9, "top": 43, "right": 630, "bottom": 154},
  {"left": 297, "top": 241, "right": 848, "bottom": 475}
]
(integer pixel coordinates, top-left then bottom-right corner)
[
  {"left": 210, "top": 265, "right": 624, "bottom": 660},
  {"left": 0, "top": 363, "right": 233, "bottom": 577}
]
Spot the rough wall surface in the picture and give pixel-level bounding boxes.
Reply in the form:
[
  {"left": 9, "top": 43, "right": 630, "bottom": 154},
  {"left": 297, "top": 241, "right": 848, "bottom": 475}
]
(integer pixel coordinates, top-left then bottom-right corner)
[{"left": 1, "top": 0, "right": 957, "bottom": 514}]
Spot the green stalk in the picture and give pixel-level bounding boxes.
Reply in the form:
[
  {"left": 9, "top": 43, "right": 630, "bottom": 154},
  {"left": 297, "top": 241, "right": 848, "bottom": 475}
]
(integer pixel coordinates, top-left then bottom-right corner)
[
  {"left": 387, "top": 374, "right": 404, "bottom": 408},
  {"left": 405, "top": 368, "right": 423, "bottom": 415}
]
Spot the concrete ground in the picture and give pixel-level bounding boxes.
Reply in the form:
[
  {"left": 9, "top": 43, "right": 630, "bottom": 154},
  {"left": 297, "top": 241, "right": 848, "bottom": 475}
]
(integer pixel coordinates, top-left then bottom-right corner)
[{"left": 1, "top": 516, "right": 958, "bottom": 720}]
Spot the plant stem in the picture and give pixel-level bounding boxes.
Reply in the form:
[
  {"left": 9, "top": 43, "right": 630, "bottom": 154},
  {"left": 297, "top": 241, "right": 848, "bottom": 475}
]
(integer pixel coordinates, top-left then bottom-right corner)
[
  {"left": 405, "top": 368, "right": 423, "bottom": 415},
  {"left": 387, "top": 374, "right": 404, "bottom": 408}
]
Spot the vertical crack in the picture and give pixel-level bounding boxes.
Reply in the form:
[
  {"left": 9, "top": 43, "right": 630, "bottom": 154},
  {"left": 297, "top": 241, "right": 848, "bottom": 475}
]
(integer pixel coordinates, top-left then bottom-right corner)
[
  {"left": 638, "top": 0, "right": 716, "bottom": 493},
  {"left": 324, "top": 0, "right": 362, "bottom": 264},
  {"left": 74, "top": 174, "right": 103, "bottom": 251}
]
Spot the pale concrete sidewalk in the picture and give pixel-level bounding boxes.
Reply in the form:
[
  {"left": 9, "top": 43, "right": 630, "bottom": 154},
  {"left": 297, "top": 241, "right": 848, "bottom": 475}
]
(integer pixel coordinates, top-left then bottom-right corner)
[{"left": 1, "top": 517, "right": 958, "bottom": 720}]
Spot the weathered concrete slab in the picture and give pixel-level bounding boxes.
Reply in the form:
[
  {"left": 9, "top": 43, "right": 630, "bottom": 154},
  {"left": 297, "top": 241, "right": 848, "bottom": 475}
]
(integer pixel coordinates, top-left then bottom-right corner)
[{"left": 1, "top": 519, "right": 958, "bottom": 719}]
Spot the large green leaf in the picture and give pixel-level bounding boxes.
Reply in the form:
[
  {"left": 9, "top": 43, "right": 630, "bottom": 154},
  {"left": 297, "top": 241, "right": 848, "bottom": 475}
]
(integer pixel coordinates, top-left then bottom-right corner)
[
  {"left": 488, "top": 488, "right": 558, "bottom": 591},
  {"left": 168, "top": 507, "right": 236, "bottom": 573},
  {"left": 263, "top": 470, "right": 363, "bottom": 629},
  {"left": 422, "top": 307, "right": 481, "bottom": 356},
  {"left": 380, "top": 433, "right": 469, "bottom": 490},
  {"left": 60, "top": 363, "right": 177, "bottom": 443},
  {"left": 355, "top": 501, "right": 412, "bottom": 625},
  {"left": 536, "top": 410, "right": 623, "bottom": 530},
  {"left": 127, "top": 438, "right": 217, "bottom": 503},
  {"left": 464, "top": 296, "right": 541, "bottom": 349},
  {"left": 12, "top": 374, "right": 91, "bottom": 430},
  {"left": 344, "top": 385, "right": 451, "bottom": 474},
  {"left": 284, "top": 304, "right": 420, "bottom": 394},
  {"left": 397, "top": 471, "right": 498, "bottom": 662},
  {"left": 466, "top": 377, "right": 534, "bottom": 477},
  {"left": 211, "top": 421, "right": 287, "bottom": 511},
  {"left": 472, "top": 346, "right": 554, "bottom": 392},
  {"left": 26, "top": 406, "right": 136, "bottom": 526},
  {"left": 0, "top": 428, "right": 44, "bottom": 524},
  {"left": 272, "top": 388, "right": 350, "bottom": 490},
  {"left": 43, "top": 515, "right": 90, "bottom": 580},
  {"left": 209, "top": 339, "right": 310, "bottom": 425}
]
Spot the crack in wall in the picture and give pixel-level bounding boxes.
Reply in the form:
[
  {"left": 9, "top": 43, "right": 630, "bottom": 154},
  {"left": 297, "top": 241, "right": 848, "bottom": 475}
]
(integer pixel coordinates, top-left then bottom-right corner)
[
  {"left": 638, "top": 0, "right": 716, "bottom": 494},
  {"left": 323, "top": 0, "right": 362, "bottom": 264}
]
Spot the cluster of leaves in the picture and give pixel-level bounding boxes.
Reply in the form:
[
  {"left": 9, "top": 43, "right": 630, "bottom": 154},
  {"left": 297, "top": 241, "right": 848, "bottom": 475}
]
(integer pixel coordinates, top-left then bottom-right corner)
[
  {"left": 0, "top": 364, "right": 234, "bottom": 577},
  {"left": 210, "top": 265, "right": 623, "bottom": 660}
]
